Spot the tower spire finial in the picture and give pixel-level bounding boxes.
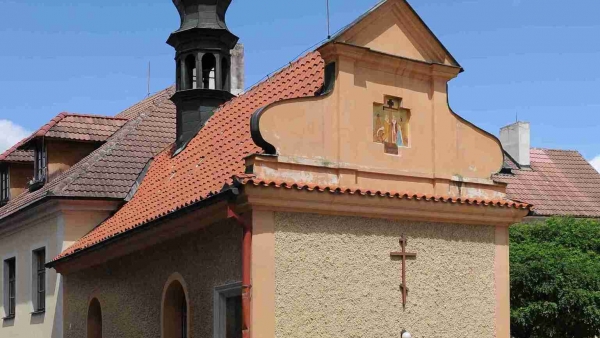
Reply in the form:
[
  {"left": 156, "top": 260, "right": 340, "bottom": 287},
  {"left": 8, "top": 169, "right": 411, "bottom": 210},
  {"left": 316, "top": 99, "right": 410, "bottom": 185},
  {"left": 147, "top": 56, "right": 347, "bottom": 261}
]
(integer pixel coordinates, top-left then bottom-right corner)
[{"left": 168, "top": 0, "right": 239, "bottom": 154}]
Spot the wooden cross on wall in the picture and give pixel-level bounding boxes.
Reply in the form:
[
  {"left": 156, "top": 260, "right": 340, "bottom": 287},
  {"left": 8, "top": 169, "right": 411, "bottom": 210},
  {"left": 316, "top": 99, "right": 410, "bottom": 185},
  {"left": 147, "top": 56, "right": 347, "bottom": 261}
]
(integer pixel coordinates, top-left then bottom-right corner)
[{"left": 390, "top": 235, "right": 417, "bottom": 308}]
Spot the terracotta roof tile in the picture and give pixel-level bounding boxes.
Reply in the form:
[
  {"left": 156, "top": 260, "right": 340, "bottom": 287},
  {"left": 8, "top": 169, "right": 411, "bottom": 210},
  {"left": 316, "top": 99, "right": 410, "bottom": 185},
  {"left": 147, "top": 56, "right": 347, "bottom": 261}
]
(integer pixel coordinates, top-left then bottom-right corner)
[
  {"left": 238, "top": 177, "right": 531, "bottom": 209},
  {"left": 0, "top": 138, "right": 33, "bottom": 163},
  {"left": 18, "top": 113, "right": 128, "bottom": 148},
  {"left": 56, "top": 52, "right": 325, "bottom": 260},
  {"left": 495, "top": 148, "right": 600, "bottom": 218},
  {"left": 0, "top": 87, "right": 176, "bottom": 219}
]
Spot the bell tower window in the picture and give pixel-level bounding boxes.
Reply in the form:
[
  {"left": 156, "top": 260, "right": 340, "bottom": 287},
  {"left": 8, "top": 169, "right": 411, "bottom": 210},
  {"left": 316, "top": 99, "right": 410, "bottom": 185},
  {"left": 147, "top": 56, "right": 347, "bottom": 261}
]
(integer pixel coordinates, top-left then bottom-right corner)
[
  {"left": 184, "top": 55, "right": 197, "bottom": 90},
  {"left": 202, "top": 53, "right": 216, "bottom": 90},
  {"left": 221, "top": 57, "right": 230, "bottom": 92}
]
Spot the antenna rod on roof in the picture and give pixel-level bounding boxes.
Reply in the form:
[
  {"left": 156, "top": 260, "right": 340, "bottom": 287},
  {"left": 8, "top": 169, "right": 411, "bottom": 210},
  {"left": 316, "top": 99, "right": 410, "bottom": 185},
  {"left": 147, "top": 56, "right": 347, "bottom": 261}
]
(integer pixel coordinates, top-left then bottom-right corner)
[
  {"left": 326, "top": 0, "right": 331, "bottom": 39},
  {"left": 147, "top": 62, "right": 151, "bottom": 97}
]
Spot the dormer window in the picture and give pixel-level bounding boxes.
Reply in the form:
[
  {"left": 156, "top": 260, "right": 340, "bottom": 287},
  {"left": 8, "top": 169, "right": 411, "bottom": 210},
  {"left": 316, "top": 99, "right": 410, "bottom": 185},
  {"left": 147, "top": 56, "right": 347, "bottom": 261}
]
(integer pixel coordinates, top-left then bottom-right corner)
[
  {"left": 0, "top": 167, "right": 8, "bottom": 205},
  {"left": 29, "top": 141, "right": 47, "bottom": 191}
]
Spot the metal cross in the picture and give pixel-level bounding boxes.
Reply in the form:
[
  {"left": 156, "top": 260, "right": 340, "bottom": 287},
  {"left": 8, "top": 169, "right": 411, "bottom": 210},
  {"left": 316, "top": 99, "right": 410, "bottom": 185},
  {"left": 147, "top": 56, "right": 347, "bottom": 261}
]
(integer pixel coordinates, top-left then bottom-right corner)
[{"left": 390, "top": 235, "right": 417, "bottom": 308}]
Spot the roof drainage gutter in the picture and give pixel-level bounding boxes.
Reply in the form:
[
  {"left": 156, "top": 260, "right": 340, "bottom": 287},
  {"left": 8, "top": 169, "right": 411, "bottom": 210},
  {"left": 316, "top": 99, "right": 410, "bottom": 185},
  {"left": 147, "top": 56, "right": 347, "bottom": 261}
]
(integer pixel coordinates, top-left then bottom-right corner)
[{"left": 227, "top": 205, "right": 252, "bottom": 338}]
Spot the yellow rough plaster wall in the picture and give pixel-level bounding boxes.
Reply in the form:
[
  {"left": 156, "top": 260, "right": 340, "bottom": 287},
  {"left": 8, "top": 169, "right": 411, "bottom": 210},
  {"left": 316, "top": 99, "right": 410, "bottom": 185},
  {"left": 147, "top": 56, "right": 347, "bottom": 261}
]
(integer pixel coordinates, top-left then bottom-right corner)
[{"left": 274, "top": 212, "right": 496, "bottom": 338}]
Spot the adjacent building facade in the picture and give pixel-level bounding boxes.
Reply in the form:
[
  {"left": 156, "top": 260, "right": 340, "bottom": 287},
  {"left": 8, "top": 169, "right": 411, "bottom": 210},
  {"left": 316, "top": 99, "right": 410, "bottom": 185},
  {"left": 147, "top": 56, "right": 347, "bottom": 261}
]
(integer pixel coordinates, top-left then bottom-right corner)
[
  {"left": 0, "top": 92, "right": 177, "bottom": 337},
  {"left": 496, "top": 121, "right": 600, "bottom": 219}
]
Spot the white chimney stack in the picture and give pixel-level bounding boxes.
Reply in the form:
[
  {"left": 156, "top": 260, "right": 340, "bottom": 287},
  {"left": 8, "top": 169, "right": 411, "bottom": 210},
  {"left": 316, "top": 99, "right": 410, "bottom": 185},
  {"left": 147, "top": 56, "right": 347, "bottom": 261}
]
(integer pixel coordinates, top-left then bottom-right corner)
[
  {"left": 230, "top": 44, "right": 245, "bottom": 96},
  {"left": 500, "top": 121, "right": 531, "bottom": 167}
]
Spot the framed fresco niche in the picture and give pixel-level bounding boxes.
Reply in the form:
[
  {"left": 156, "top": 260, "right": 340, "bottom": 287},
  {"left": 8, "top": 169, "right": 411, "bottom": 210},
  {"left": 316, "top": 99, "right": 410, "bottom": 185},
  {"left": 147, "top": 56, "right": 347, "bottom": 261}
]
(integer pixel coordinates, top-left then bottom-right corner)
[{"left": 373, "top": 95, "right": 411, "bottom": 155}]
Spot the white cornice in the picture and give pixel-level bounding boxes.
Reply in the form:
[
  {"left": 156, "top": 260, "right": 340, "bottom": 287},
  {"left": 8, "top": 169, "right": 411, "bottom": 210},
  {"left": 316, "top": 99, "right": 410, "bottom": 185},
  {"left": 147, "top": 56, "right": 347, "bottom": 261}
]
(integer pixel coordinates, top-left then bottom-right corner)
[{"left": 0, "top": 199, "right": 121, "bottom": 238}]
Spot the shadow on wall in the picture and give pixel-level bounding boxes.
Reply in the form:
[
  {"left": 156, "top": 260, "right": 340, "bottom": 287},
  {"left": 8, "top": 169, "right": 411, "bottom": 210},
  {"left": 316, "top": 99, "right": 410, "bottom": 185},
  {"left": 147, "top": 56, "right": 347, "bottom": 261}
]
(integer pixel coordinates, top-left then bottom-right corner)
[
  {"left": 273, "top": 212, "right": 495, "bottom": 246},
  {"left": 30, "top": 311, "right": 45, "bottom": 325},
  {"left": 2, "top": 317, "right": 14, "bottom": 328},
  {"left": 51, "top": 276, "right": 63, "bottom": 338}
]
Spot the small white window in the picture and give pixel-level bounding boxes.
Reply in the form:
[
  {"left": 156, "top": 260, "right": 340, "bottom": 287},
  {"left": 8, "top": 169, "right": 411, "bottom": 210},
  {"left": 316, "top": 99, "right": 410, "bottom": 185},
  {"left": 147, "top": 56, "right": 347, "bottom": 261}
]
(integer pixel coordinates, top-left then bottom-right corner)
[
  {"left": 213, "top": 282, "right": 242, "bottom": 338},
  {"left": 32, "top": 248, "right": 45, "bottom": 313}
]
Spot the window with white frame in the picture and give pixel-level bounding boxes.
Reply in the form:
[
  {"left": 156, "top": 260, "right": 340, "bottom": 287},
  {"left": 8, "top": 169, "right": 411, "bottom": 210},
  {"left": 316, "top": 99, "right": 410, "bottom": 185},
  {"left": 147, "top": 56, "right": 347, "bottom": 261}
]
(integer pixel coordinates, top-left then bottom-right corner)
[
  {"left": 34, "top": 141, "right": 47, "bottom": 183},
  {"left": 3, "top": 257, "right": 16, "bottom": 318},
  {"left": 213, "top": 282, "right": 242, "bottom": 338},
  {"left": 32, "top": 248, "right": 45, "bottom": 313},
  {"left": 0, "top": 166, "right": 9, "bottom": 203}
]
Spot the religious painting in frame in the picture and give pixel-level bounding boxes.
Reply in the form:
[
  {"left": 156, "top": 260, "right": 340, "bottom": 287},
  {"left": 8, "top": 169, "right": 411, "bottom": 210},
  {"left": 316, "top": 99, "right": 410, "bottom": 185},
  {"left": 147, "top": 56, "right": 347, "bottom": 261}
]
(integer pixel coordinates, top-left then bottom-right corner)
[{"left": 373, "top": 95, "right": 411, "bottom": 155}]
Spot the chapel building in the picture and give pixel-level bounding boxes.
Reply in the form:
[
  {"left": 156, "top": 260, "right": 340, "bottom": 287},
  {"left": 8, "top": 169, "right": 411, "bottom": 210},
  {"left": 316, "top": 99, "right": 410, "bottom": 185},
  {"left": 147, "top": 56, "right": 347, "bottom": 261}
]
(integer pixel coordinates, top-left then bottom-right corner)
[
  {"left": 48, "top": 0, "right": 532, "bottom": 337},
  {"left": 0, "top": 1, "right": 543, "bottom": 338}
]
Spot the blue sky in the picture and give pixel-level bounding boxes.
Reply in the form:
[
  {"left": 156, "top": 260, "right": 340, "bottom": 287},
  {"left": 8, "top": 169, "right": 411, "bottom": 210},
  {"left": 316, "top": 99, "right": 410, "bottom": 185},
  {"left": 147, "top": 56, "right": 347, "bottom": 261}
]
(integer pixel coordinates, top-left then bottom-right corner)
[{"left": 0, "top": 0, "right": 599, "bottom": 170}]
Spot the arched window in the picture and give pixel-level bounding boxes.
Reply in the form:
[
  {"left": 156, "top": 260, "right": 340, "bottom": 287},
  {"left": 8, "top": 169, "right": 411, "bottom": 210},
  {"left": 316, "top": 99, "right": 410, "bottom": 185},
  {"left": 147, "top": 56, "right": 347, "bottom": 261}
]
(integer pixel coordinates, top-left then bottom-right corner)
[
  {"left": 87, "top": 298, "right": 102, "bottom": 338},
  {"left": 184, "top": 55, "right": 197, "bottom": 90},
  {"left": 221, "top": 57, "right": 230, "bottom": 91},
  {"left": 202, "top": 53, "right": 216, "bottom": 90},
  {"left": 163, "top": 279, "right": 189, "bottom": 338}
]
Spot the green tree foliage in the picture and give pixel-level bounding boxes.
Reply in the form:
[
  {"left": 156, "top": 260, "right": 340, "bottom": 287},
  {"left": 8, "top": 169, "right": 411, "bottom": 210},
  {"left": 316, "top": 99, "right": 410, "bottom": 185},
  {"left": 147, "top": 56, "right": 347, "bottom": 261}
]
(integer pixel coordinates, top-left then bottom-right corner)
[{"left": 510, "top": 217, "right": 600, "bottom": 338}]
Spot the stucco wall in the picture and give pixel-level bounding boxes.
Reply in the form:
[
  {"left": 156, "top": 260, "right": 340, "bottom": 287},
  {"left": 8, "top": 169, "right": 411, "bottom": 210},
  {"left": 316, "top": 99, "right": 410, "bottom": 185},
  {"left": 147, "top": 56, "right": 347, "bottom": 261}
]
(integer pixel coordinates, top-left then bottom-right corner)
[
  {"left": 274, "top": 212, "right": 496, "bottom": 338},
  {"left": 47, "top": 141, "right": 98, "bottom": 182},
  {"left": 0, "top": 213, "right": 61, "bottom": 338},
  {"left": 63, "top": 219, "right": 242, "bottom": 338},
  {"left": 0, "top": 206, "right": 115, "bottom": 338},
  {"left": 9, "top": 163, "right": 33, "bottom": 199}
]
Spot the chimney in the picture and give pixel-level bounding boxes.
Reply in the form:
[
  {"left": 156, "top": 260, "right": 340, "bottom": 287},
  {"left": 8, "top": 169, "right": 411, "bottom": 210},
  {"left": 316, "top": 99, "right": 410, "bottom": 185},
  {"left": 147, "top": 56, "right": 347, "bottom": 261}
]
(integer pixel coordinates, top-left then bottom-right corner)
[
  {"left": 500, "top": 121, "right": 531, "bottom": 167},
  {"left": 230, "top": 44, "right": 245, "bottom": 96}
]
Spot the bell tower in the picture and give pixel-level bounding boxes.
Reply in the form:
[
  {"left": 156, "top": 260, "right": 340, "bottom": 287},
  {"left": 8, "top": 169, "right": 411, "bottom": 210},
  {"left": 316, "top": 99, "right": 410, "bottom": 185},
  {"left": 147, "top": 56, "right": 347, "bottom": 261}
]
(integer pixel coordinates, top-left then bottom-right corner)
[{"left": 167, "top": 0, "right": 239, "bottom": 152}]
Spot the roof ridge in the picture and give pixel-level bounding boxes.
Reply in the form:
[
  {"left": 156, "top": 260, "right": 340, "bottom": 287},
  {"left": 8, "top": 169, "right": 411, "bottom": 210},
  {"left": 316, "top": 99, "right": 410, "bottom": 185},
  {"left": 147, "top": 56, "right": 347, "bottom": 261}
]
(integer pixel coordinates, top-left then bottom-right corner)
[
  {"left": 238, "top": 51, "right": 320, "bottom": 100},
  {"left": 115, "top": 86, "right": 175, "bottom": 120},
  {"left": 531, "top": 147, "right": 580, "bottom": 153},
  {"left": 63, "top": 112, "right": 129, "bottom": 121}
]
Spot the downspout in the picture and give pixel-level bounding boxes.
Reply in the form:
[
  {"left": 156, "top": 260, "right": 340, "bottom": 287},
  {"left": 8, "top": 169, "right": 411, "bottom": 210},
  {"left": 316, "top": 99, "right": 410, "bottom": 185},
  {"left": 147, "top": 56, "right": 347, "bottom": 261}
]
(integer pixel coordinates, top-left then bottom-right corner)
[{"left": 227, "top": 205, "right": 252, "bottom": 338}]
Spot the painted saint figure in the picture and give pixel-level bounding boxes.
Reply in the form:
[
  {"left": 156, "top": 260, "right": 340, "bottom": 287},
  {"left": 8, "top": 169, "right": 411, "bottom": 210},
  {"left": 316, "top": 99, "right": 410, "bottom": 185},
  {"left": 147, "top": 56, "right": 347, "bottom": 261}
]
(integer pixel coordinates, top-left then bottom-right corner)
[
  {"left": 374, "top": 113, "right": 385, "bottom": 143},
  {"left": 384, "top": 115, "right": 391, "bottom": 143},
  {"left": 396, "top": 117, "right": 404, "bottom": 147},
  {"left": 391, "top": 117, "right": 398, "bottom": 144}
]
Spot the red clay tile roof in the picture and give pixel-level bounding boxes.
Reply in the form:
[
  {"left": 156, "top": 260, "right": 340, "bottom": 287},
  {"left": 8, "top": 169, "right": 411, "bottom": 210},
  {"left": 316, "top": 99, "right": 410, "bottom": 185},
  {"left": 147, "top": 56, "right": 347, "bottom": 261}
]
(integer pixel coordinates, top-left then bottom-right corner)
[
  {"left": 238, "top": 176, "right": 531, "bottom": 209},
  {"left": 116, "top": 87, "right": 175, "bottom": 120},
  {"left": 0, "top": 138, "right": 33, "bottom": 163},
  {"left": 0, "top": 87, "right": 176, "bottom": 220},
  {"left": 56, "top": 52, "right": 326, "bottom": 260},
  {"left": 495, "top": 148, "right": 600, "bottom": 218},
  {"left": 18, "top": 113, "right": 128, "bottom": 148}
]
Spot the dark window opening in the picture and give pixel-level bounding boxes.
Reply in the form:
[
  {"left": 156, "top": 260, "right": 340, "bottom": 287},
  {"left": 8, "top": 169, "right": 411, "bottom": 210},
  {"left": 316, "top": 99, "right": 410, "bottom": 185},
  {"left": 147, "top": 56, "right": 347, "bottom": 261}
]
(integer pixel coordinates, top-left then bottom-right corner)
[
  {"left": 184, "top": 54, "right": 197, "bottom": 90},
  {"left": 33, "top": 248, "right": 45, "bottom": 312},
  {"left": 163, "top": 280, "right": 188, "bottom": 338},
  {"left": 87, "top": 298, "right": 102, "bottom": 338},
  {"left": 215, "top": 283, "right": 242, "bottom": 338},
  {"left": 221, "top": 57, "right": 230, "bottom": 92},
  {"left": 0, "top": 167, "right": 8, "bottom": 203},
  {"left": 202, "top": 53, "right": 216, "bottom": 90},
  {"left": 33, "top": 142, "right": 47, "bottom": 183},
  {"left": 181, "top": 296, "right": 187, "bottom": 338},
  {"left": 4, "top": 258, "right": 16, "bottom": 318},
  {"left": 225, "top": 295, "right": 242, "bottom": 338}
]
